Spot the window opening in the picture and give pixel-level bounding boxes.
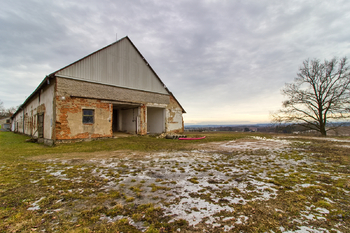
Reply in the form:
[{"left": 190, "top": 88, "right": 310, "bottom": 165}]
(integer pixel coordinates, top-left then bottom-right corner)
[{"left": 83, "top": 109, "right": 94, "bottom": 124}]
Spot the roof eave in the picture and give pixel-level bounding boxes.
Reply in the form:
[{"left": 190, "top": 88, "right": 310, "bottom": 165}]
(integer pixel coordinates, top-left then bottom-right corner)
[{"left": 11, "top": 75, "right": 54, "bottom": 118}]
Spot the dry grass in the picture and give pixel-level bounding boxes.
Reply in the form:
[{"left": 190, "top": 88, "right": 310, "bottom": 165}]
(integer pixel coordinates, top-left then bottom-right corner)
[{"left": 0, "top": 131, "right": 349, "bottom": 232}]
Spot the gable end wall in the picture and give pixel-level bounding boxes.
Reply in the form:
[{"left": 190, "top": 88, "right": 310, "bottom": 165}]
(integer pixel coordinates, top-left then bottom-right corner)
[{"left": 55, "top": 77, "right": 183, "bottom": 140}]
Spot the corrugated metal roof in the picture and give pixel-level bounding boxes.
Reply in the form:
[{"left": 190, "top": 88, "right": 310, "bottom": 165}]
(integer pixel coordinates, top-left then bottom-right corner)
[
  {"left": 53, "top": 36, "right": 185, "bottom": 113},
  {"left": 55, "top": 37, "right": 168, "bottom": 95},
  {"left": 12, "top": 36, "right": 186, "bottom": 118}
]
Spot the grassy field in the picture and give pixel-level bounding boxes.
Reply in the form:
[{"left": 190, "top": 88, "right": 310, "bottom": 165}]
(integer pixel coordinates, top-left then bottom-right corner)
[{"left": 0, "top": 131, "right": 349, "bottom": 232}]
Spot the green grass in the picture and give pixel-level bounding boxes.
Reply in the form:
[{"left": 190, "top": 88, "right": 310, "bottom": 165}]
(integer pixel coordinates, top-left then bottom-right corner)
[{"left": 0, "top": 131, "right": 255, "bottom": 162}]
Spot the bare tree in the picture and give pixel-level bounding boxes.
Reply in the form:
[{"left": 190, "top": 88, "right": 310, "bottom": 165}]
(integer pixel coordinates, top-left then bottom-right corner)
[
  {"left": 0, "top": 100, "right": 5, "bottom": 119},
  {"left": 0, "top": 100, "right": 18, "bottom": 119},
  {"left": 272, "top": 57, "right": 350, "bottom": 136}
]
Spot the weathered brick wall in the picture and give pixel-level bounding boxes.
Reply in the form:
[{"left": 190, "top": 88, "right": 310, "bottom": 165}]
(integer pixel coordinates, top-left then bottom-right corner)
[
  {"left": 56, "top": 77, "right": 170, "bottom": 105},
  {"left": 55, "top": 96, "right": 112, "bottom": 140},
  {"left": 166, "top": 96, "right": 184, "bottom": 133}
]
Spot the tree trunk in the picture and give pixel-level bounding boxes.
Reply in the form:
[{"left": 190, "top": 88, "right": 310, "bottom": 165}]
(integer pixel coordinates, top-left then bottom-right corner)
[
  {"left": 319, "top": 108, "right": 326, "bottom": 136},
  {"left": 320, "top": 126, "right": 327, "bottom": 136}
]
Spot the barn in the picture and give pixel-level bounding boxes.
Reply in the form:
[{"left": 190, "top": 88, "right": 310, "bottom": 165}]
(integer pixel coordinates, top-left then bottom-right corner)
[{"left": 11, "top": 36, "right": 185, "bottom": 145}]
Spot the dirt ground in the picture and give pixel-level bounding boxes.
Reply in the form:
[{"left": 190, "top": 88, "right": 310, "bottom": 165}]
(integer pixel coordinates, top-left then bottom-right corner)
[{"left": 23, "top": 135, "right": 350, "bottom": 232}]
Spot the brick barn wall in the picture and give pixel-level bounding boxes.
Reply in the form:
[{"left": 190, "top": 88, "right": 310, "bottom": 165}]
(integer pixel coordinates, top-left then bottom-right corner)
[{"left": 55, "top": 96, "right": 112, "bottom": 140}]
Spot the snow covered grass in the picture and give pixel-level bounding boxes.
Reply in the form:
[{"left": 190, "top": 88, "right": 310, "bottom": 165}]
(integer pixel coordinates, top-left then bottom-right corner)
[{"left": 0, "top": 132, "right": 349, "bottom": 232}]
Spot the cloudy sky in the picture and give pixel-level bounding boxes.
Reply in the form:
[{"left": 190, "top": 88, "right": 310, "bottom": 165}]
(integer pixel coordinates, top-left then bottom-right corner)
[{"left": 1, "top": 0, "right": 350, "bottom": 125}]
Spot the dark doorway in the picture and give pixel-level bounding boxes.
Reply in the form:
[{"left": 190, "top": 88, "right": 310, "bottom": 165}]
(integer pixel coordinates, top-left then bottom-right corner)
[
  {"left": 38, "top": 113, "right": 44, "bottom": 138},
  {"left": 112, "top": 103, "right": 140, "bottom": 134},
  {"left": 112, "top": 109, "right": 119, "bottom": 132}
]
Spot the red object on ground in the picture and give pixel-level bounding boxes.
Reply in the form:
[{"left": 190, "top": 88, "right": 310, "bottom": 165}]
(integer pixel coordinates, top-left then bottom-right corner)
[{"left": 178, "top": 136, "right": 206, "bottom": 140}]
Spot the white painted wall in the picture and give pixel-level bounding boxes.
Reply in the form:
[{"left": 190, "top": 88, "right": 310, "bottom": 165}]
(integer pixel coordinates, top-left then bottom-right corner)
[
  {"left": 120, "top": 108, "right": 137, "bottom": 134},
  {"left": 11, "top": 82, "right": 55, "bottom": 139},
  {"left": 147, "top": 107, "right": 165, "bottom": 134},
  {"left": 11, "top": 110, "right": 22, "bottom": 132},
  {"left": 41, "top": 83, "right": 54, "bottom": 139}
]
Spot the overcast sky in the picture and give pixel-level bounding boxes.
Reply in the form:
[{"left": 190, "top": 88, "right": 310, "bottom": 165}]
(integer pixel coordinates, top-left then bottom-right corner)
[{"left": 1, "top": 0, "right": 350, "bottom": 125}]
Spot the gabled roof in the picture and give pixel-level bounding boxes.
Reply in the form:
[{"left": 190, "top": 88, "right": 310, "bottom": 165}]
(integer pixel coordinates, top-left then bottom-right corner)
[
  {"left": 53, "top": 37, "right": 168, "bottom": 95},
  {"left": 12, "top": 36, "right": 185, "bottom": 117}
]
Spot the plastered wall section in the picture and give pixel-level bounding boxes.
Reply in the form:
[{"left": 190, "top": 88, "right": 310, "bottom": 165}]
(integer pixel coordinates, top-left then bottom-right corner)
[
  {"left": 166, "top": 96, "right": 184, "bottom": 133},
  {"left": 11, "top": 82, "right": 55, "bottom": 139},
  {"left": 55, "top": 96, "right": 112, "bottom": 140}
]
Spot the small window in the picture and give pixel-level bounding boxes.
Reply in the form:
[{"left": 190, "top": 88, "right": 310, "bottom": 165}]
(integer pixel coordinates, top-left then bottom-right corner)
[{"left": 83, "top": 109, "right": 94, "bottom": 124}]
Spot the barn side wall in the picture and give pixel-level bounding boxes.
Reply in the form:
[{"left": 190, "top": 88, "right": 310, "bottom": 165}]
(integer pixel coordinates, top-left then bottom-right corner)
[{"left": 11, "top": 81, "right": 55, "bottom": 144}]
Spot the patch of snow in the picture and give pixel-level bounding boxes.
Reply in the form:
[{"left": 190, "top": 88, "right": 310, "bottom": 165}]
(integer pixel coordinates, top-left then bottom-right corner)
[
  {"left": 222, "top": 216, "right": 235, "bottom": 221},
  {"left": 301, "top": 213, "right": 315, "bottom": 220},
  {"left": 251, "top": 136, "right": 290, "bottom": 144},
  {"left": 323, "top": 197, "right": 334, "bottom": 203},
  {"left": 235, "top": 215, "right": 249, "bottom": 224},
  {"left": 295, "top": 183, "right": 316, "bottom": 191},
  {"left": 316, "top": 207, "right": 329, "bottom": 214},
  {"left": 50, "top": 170, "right": 66, "bottom": 177},
  {"left": 30, "top": 179, "right": 42, "bottom": 183},
  {"left": 27, "top": 197, "right": 45, "bottom": 211},
  {"left": 223, "top": 225, "right": 235, "bottom": 232},
  {"left": 164, "top": 188, "right": 233, "bottom": 227},
  {"left": 330, "top": 228, "right": 342, "bottom": 233},
  {"left": 283, "top": 226, "right": 329, "bottom": 233}
]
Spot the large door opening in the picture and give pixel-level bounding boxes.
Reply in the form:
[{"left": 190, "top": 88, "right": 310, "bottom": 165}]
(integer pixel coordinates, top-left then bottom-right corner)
[
  {"left": 112, "top": 104, "right": 140, "bottom": 135},
  {"left": 112, "top": 109, "right": 119, "bottom": 132},
  {"left": 147, "top": 107, "right": 165, "bottom": 134}
]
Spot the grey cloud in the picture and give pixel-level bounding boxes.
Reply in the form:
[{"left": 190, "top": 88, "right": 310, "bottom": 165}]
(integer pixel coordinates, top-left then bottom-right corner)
[{"left": 1, "top": 0, "right": 350, "bottom": 124}]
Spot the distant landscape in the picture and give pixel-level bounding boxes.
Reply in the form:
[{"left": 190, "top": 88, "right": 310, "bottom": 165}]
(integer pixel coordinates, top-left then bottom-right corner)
[{"left": 185, "top": 123, "right": 350, "bottom": 136}]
